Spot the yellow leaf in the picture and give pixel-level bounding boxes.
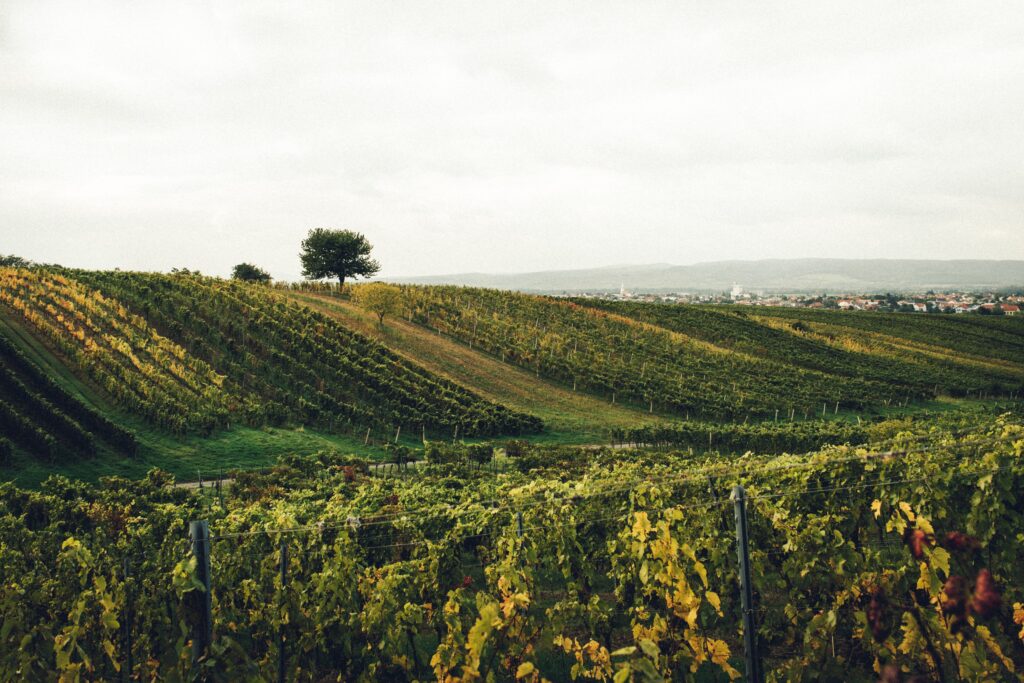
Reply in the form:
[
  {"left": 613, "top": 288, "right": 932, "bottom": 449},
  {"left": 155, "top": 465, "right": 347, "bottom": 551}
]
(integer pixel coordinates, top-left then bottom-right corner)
[
  {"left": 516, "top": 662, "right": 536, "bottom": 678},
  {"left": 705, "top": 591, "right": 722, "bottom": 614},
  {"left": 928, "top": 546, "right": 950, "bottom": 578},
  {"left": 870, "top": 499, "right": 882, "bottom": 518},
  {"left": 916, "top": 562, "right": 930, "bottom": 591},
  {"left": 708, "top": 639, "right": 741, "bottom": 680},
  {"left": 977, "top": 625, "right": 1014, "bottom": 671},
  {"left": 916, "top": 516, "right": 934, "bottom": 536},
  {"left": 693, "top": 560, "right": 708, "bottom": 589},
  {"left": 631, "top": 512, "right": 652, "bottom": 541},
  {"left": 898, "top": 502, "right": 915, "bottom": 521},
  {"left": 103, "top": 640, "right": 120, "bottom": 672}
]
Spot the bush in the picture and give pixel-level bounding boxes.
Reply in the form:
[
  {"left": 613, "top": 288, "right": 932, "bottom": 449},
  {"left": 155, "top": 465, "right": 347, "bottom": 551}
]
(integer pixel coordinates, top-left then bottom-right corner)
[
  {"left": 424, "top": 441, "right": 464, "bottom": 464},
  {"left": 466, "top": 443, "right": 493, "bottom": 465},
  {"left": 504, "top": 439, "right": 529, "bottom": 457}
]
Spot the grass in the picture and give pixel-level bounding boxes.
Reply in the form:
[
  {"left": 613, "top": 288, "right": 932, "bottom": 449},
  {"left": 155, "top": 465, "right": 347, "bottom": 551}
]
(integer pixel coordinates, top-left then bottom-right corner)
[{"left": 5, "top": 424, "right": 404, "bottom": 488}]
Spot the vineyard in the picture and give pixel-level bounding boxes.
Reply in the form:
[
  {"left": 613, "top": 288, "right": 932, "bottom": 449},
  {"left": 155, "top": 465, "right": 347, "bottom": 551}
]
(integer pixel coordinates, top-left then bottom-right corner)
[
  {"left": 382, "top": 285, "right": 1024, "bottom": 419},
  {"left": 0, "top": 269, "right": 232, "bottom": 434},
  {"left": 1, "top": 411, "right": 1022, "bottom": 681},
  {"left": 741, "top": 306, "right": 1024, "bottom": 366},
  {"left": 610, "top": 418, "right": 869, "bottom": 453},
  {"left": 0, "top": 269, "right": 542, "bottom": 458},
  {"left": 3, "top": 268, "right": 1024, "bottom": 680},
  {"left": 70, "top": 270, "right": 541, "bottom": 438},
  {"left": 0, "top": 327, "right": 137, "bottom": 462},
  {"left": 581, "top": 300, "right": 1024, "bottom": 397}
]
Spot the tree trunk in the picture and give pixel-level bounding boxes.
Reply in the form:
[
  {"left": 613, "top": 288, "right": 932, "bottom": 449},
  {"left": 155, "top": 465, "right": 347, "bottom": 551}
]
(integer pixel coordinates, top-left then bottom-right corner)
[{"left": 338, "top": 275, "right": 346, "bottom": 294}]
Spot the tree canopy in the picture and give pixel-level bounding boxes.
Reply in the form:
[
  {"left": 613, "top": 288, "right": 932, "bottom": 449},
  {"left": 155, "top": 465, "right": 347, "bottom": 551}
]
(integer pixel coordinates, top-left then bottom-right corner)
[
  {"left": 299, "top": 228, "right": 380, "bottom": 291},
  {"left": 231, "top": 263, "right": 272, "bottom": 283},
  {"left": 0, "top": 254, "right": 33, "bottom": 268},
  {"left": 353, "top": 282, "right": 403, "bottom": 325}
]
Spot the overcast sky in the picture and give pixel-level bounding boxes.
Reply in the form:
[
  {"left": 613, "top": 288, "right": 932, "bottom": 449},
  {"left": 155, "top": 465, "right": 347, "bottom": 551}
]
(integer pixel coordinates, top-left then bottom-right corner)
[{"left": 2, "top": 2, "right": 1023, "bottom": 280}]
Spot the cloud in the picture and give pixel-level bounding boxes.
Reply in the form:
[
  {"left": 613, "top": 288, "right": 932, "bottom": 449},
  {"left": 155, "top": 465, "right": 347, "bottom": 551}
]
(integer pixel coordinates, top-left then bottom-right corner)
[{"left": 1, "top": 0, "right": 1022, "bottom": 279}]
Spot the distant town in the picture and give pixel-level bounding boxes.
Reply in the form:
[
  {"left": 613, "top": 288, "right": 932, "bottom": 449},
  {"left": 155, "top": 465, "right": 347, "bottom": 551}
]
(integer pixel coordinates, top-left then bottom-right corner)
[{"left": 569, "top": 284, "right": 1023, "bottom": 315}]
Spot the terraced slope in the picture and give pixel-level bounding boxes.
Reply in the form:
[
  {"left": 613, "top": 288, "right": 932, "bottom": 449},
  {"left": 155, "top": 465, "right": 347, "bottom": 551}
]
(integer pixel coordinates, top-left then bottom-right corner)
[
  {"left": 0, "top": 326, "right": 137, "bottom": 461},
  {"left": 0, "top": 268, "right": 232, "bottom": 433},
  {"left": 70, "top": 271, "right": 542, "bottom": 437},
  {"left": 389, "top": 285, "right": 907, "bottom": 419},
  {"left": 581, "top": 300, "right": 1024, "bottom": 395},
  {"left": 742, "top": 305, "right": 1024, "bottom": 364},
  {"left": 283, "top": 290, "right": 657, "bottom": 436}
]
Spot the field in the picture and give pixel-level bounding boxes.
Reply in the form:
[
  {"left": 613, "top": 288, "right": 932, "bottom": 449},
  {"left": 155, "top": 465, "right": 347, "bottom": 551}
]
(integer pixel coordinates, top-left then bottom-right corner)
[
  {"left": 2, "top": 269, "right": 1024, "bottom": 680},
  {"left": 2, "top": 411, "right": 1023, "bottom": 681},
  {"left": 281, "top": 290, "right": 655, "bottom": 439}
]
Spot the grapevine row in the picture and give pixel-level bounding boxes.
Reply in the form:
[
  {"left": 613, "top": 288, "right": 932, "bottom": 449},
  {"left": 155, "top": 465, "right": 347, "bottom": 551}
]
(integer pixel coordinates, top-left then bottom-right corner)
[
  {"left": 395, "top": 285, "right": 907, "bottom": 419},
  {"left": 72, "top": 271, "right": 543, "bottom": 437},
  {"left": 1, "top": 411, "right": 1021, "bottom": 680},
  {"left": 0, "top": 268, "right": 232, "bottom": 433}
]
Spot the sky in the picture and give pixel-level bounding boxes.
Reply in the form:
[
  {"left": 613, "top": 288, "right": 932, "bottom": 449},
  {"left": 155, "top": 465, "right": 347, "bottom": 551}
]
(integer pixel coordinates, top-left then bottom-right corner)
[{"left": 1, "top": 2, "right": 1023, "bottom": 280}]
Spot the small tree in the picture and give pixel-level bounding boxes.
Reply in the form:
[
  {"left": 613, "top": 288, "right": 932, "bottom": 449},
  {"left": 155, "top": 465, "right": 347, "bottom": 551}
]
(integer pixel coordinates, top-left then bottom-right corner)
[
  {"left": 0, "top": 254, "right": 32, "bottom": 268},
  {"left": 231, "top": 263, "right": 272, "bottom": 283},
  {"left": 354, "top": 283, "right": 403, "bottom": 326},
  {"left": 299, "top": 228, "right": 380, "bottom": 292}
]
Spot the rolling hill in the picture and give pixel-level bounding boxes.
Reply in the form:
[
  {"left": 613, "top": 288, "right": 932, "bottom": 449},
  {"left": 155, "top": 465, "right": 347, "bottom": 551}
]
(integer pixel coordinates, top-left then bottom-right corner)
[
  {"left": 389, "top": 258, "right": 1024, "bottom": 293},
  {"left": 3, "top": 267, "right": 1023, "bottom": 486},
  {"left": 0, "top": 268, "right": 546, "bottom": 483},
  {"left": 387, "top": 284, "right": 1023, "bottom": 418}
]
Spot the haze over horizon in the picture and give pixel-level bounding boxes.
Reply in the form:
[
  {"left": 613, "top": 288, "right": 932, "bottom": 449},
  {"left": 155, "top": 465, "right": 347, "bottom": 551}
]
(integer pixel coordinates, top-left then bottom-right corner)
[{"left": 2, "top": 2, "right": 1023, "bottom": 280}]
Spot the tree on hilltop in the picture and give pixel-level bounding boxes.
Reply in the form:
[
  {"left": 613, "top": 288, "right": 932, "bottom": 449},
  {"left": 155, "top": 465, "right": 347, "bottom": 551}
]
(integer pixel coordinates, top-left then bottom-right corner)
[
  {"left": 299, "top": 228, "right": 380, "bottom": 292},
  {"left": 354, "top": 283, "right": 403, "bottom": 326},
  {"left": 232, "top": 263, "right": 272, "bottom": 283},
  {"left": 0, "top": 254, "right": 33, "bottom": 268}
]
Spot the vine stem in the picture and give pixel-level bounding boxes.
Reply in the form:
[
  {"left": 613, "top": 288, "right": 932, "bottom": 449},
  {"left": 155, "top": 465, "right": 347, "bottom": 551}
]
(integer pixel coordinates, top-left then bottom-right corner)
[{"left": 907, "top": 598, "right": 948, "bottom": 683}]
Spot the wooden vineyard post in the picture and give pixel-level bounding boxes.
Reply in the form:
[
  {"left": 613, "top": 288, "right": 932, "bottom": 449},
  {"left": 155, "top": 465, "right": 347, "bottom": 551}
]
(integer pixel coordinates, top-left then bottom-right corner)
[
  {"left": 278, "top": 538, "right": 288, "bottom": 683},
  {"left": 188, "top": 520, "right": 213, "bottom": 666},
  {"left": 122, "top": 557, "right": 133, "bottom": 682},
  {"left": 730, "top": 486, "right": 762, "bottom": 683}
]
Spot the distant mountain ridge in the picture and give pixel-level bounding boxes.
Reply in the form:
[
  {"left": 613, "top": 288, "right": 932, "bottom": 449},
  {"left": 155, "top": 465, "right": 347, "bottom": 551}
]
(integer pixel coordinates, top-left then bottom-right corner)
[{"left": 387, "top": 259, "right": 1024, "bottom": 293}]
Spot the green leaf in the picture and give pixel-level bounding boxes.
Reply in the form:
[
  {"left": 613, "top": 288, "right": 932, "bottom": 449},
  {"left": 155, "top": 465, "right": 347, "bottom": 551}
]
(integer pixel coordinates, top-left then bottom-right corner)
[{"left": 638, "top": 638, "right": 660, "bottom": 659}]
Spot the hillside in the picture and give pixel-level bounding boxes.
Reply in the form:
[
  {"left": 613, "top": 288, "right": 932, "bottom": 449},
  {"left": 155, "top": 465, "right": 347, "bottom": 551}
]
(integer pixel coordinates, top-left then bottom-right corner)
[
  {"left": 67, "top": 270, "right": 542, "bottom": 437},
  {"left": 388, "top": 285, "right": 1022, "bottom": 418},
  {"left": 581, "top": 300, "right": 1024, "bottom": 395},
  {"left": 281, "top": 289, "right": 657, "bottom": 437},
  {"left": 390, "top": 258, "right": 1024, "bottom": 293},
  {"left": 0, "top": 324, "right": 137, "bottom": 463},
  {"left": 4, "top": 269, "right": 1023, "bottom": 487},
  {"left": 0, "top": 268, "right": 547, "bottom": 483},
  {"left": 395, "top": 285, "right": 909, "bottom": 418}
]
